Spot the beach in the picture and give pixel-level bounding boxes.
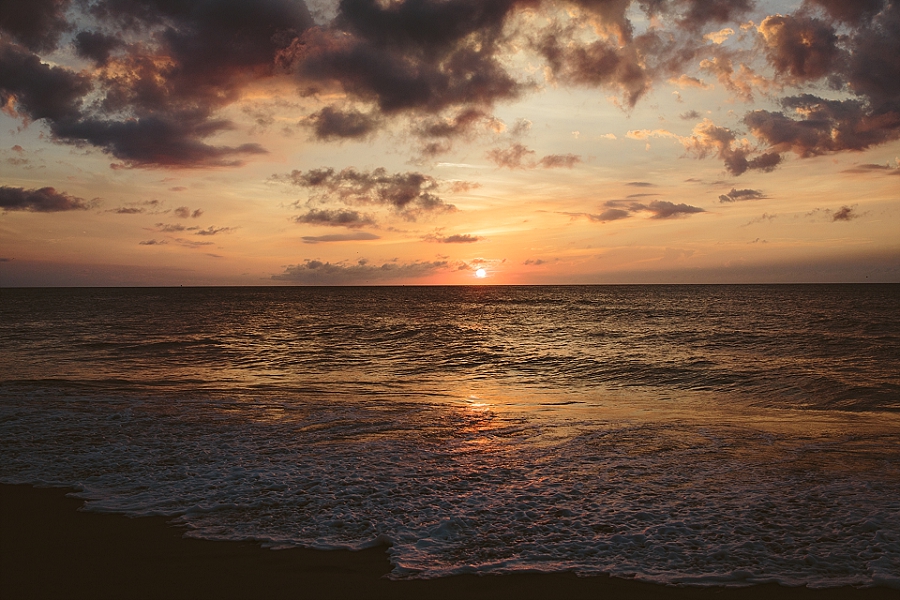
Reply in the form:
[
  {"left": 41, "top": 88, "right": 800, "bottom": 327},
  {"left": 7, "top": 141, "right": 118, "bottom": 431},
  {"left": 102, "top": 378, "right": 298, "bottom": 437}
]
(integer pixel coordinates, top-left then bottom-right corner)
[{"left": 2, "top": 484, "right": 896, "bottom": 600}]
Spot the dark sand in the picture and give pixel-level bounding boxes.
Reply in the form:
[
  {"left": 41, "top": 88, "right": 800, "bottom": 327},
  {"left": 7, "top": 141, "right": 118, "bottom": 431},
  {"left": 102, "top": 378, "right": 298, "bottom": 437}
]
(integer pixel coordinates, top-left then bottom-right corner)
[{"left": 1, "top": 484, "right": 895, "bottom": 600}]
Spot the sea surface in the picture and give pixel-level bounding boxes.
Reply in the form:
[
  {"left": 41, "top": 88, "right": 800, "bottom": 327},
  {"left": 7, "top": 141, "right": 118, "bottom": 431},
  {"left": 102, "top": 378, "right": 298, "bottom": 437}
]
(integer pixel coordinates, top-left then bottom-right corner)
[{"left": 1, "top": 285, "right": 899, "bottom": 588}]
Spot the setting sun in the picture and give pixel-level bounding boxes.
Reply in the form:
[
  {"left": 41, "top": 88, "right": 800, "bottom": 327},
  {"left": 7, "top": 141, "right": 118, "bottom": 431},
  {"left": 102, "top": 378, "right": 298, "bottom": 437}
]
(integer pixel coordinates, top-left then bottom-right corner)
[{"left": 475, "top": 268, "right": 487, "bottom": 279}]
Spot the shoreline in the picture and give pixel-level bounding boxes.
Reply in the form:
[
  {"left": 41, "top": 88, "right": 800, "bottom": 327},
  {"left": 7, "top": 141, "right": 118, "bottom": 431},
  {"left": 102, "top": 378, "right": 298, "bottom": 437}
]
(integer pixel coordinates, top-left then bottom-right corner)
[{"left": 1, "top": 484, "right": 895, "bottom": 600}]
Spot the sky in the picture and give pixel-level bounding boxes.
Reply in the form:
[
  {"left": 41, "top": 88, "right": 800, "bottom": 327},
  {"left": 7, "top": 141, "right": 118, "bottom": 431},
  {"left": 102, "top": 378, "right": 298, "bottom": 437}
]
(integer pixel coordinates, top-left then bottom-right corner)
[{"left": 1, "top": 0, "right": 898, "bottom": 286}]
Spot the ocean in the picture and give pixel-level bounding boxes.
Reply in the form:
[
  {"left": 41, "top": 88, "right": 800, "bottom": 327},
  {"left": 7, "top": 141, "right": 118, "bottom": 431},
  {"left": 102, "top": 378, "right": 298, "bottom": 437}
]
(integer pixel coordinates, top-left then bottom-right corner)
[{"left": 1, "top": 285, "right": 898, "bottom": 588}]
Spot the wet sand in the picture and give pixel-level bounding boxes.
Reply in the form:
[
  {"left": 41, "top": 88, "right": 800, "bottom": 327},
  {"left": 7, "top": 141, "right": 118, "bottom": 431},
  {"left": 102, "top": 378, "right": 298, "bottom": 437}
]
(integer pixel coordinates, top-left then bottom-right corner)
[{"left": 1, "top": 484, "right": 895, "bottom": 600}]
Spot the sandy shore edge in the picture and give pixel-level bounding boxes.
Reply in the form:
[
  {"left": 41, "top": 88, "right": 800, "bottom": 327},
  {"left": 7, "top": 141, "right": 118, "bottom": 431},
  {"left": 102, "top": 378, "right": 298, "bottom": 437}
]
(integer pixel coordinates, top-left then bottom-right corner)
[{"left": 1, "top": 484, "right": 895, "bottom": 600}]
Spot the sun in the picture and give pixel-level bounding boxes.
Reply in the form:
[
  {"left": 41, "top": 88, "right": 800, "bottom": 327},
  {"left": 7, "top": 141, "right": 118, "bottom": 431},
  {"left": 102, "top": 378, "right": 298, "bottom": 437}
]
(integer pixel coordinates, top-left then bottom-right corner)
[{"left": 475, "top": 268, "right": 487, "bottom": 278}]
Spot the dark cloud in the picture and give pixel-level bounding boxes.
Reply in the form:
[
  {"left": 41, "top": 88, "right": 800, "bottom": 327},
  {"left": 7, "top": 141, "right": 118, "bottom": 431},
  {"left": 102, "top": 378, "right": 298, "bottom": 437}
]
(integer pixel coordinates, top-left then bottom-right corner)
[
  {"left": 758, "top": 14, "right": 841, "bottom": 82},
  {"left": 845, "top": 1, "right": 900, "bottom": 113},
  {"left": 418, "top": 108, "right": 495, "bottom": 139},
  {"left": 744, "top": 3, "right": 900, "bottom": 162},
  {"left": 805, "top": 0, "right": 885, "bottom": 24},
  {"left": 414, "top": 108, "right": 501, "bottom": 156},
  {"left": 294, "top": 208, "right": 376, "bottom": 228},
  {"left": 3, "top": 0, "right": 312, "bottom": 167},
  {"left": 276, "top": 167, "right": 456, "bottom": 215},
  {"left": 424, "top": 233, "right": 482, "bottom": 243},
  {"left": 0, "top": 41, "right": 90, "bottom": 122},
  {"left": 302, "top": 231, "right": 380, "bottom": 243},
  {"left": 307, "top": 106, "right": 380, "bottom": 140},
  {"left": 832, "top": 206, "right": 858, "bottom": 221},
  {"left": 718, "top": 188, "right": 767, "bottom": 202},
  {"left": 593, "top": 208, "right": 631, "bottom": 221},
  {"left": 108, "top": 207, "right": 144, "bottom": 214},
  {"left": 645, "top": 200, "right": 705, "bottom": 219},
  {"left": 50, "top": 113, "right": 269, "bottom": 168},
  {"left": 685, "top": 119, "right": 783, "bottom": 175},
  {"left": 138, "top": 239, "right": 167, "bottom": 245},
  {"left": 0, "top": 0, "right": 71, "bottom": 52},
  {"left": 672, "top": 0, "right": 755, "bottom": 30},
  {"left": 287, "top": 0, "right": 526, "bottom": 115},
  {"left": 0, "top": 186, "right": 91, "bottom": 212},
  {"left": 272, "top": 258, "right": 449, "bottom": 283},
  {"left": 73, "top": 30, "right": 123, "bottom": 65},
  {"left": 534, "top": 29, "right": 649, "bottom": 107},
  {"left": 745, "top": 95, "right": 900, "bottom": 158},
  {"left": 626, "top": 181, "right": 655, "bottom": 187},
  {"left": 523, "top": 258, "right": 546, "bottom": 265},
  {"left": 680, "top": 110, "right": 701, "bottom": 120}
]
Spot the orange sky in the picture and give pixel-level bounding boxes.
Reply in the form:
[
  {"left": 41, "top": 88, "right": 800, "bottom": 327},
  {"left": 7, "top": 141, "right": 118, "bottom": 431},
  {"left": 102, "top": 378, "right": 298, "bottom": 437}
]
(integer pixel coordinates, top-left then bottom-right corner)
[{"left": 2, "top": 0, "right": 898, "bottom": 285}]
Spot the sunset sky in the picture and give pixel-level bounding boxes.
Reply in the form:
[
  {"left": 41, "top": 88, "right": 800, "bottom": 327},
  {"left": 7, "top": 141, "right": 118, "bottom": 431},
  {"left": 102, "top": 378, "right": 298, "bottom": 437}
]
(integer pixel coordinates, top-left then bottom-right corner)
[{"left": 1, "top": 0, "right": 898, "bottom": 286}]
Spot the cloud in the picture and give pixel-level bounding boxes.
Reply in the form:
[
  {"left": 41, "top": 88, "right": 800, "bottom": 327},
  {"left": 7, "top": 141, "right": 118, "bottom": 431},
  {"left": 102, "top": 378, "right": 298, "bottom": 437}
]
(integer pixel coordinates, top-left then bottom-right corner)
[
  {"left": 172, "top": 238, "right": 214, "bottom": 249},
  {"left": 704, "top": 27, "right": 735, "bottom": 44},
  {"left": 173, "top": 207, "right": 203, "bottom": 219},
  {"left": 0, "top": 0, "right": 71, "bottom": 52},
  {"left": 832, "top": 206, "right": 858, "bottom": 221},
  {"left": 294, "top": 208, "right": 376, "bottom": 228},
  {"left": 537, "top": 153, "right": 581, "bottom": 168},
  {"left": 4, "top": 0, "right": 898, "bottom": 176},
  {"left": 73, "top": 30, "right": 123, "bottom": 65},
  {"left": 683, "top": 119, "right": 783, "bottom": 175},
  {"left": 0, "top": 41, "right": 91, "bottom": 123},
  {"left": 2, "top": 0, "right": 312, "bottom": 167},
  {"left": 604, "top": 198, "right": 705, "bottom": 219},
  {"left": 0, "top": 186, "right": 92, "bottom": 212},
  {"left": 718, "top": 188, "right": 768, "bottom": 202},
  {"left": 306, "top": 106, "right": 380, "bottom": 140},
  {"left": 52, "top": 114, "right": 269, "bottom": 168},
  {"left": 486, "top": 143, "right": 535, "bottom": 169},
  {"left": 302, "top": 232, "right": 381, "bottom": 243},
  {"left": 593, "top": 208, "right": 631, "bottom": 222},
  {"left": 138, "top": 239, "right": 167, "bottom": 246},
  {"left": 672, "top": 0, "right": 755, "bottom": 31},
  {"left": 745, "top": 95, "right": 900, "bottom": 157},
  {"left": 195, "top": 226, "right": 233, "bottom": 236},
  {"left": 414, "top": 108, "right": 504, "bottom": 157},
  {"left": 285, "top": 1, "right": 525, "bottom": 116},
  {"left": 805, "top": 0, "right": 885, "bottom": 25},
  {"left": 644, "top": 200, "right": 706, "bottom": 219},
  {"left": 699, "top": 55, "right": 773, "bottom": 102},
  {"left": 841, "top": 163, "right": 900, "bottom": 175},
  {"left": 533, "top": 27, "right": 649, "bottom": 107},
  {"left": 276, "top": 167, "right": 457, "bottom": 216},
  {"left": 156, "top": 223, "right": 187, "bottom": 233},
  {"left": 758, "top": 14, "right": 841, "bottom": 82},
  {"left": 485, "top": 143, "right": 582, "bottom": 169},
  {"left": 577, "top": 197, "right": 705, "bottom": 222},
  {"left": 272, "top": 258, "right": 449, "bottom": 284},
  {"left": 424, "top": 233, "right": 482, "bottom": 243}
]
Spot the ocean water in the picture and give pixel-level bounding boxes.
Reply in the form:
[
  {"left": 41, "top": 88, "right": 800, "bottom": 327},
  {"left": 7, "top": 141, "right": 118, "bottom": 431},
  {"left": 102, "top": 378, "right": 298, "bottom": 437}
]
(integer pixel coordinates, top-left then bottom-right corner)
[{"left": 1, "top": 285, "right": 899, "bottom": 588}]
